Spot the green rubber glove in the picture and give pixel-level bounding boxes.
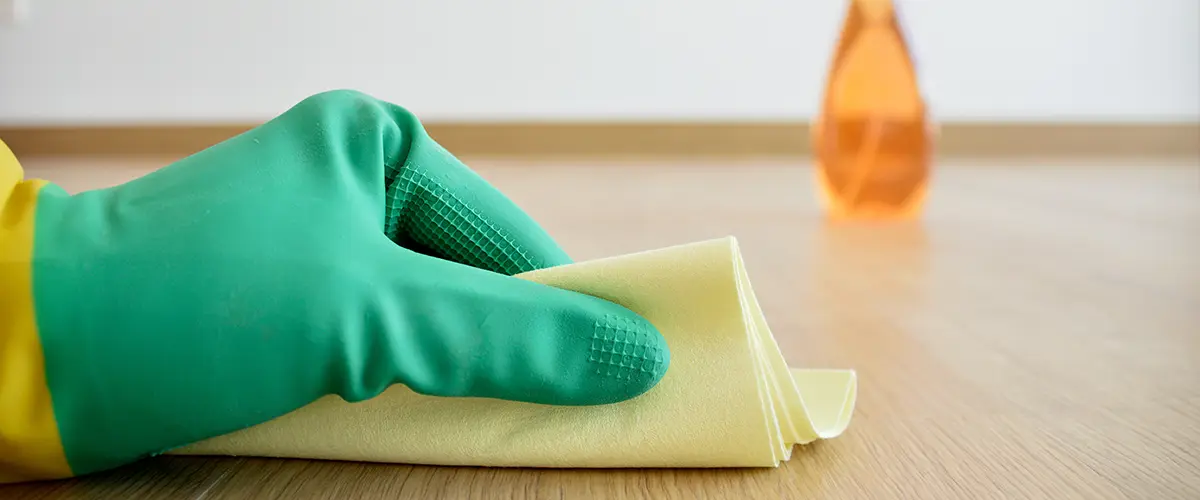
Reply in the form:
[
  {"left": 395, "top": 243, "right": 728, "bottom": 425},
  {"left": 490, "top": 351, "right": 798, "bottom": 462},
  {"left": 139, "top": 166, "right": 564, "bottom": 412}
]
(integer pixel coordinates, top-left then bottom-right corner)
[{"left": 22, "top": 90, "right": 669, "bottom": 478}]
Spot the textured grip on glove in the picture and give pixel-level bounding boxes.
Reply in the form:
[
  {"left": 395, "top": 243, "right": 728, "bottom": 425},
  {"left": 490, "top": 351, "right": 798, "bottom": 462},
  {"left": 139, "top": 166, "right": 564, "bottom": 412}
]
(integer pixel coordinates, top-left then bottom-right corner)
[{"left": 387, "top": 163, "right": 547, "bottom": 275}]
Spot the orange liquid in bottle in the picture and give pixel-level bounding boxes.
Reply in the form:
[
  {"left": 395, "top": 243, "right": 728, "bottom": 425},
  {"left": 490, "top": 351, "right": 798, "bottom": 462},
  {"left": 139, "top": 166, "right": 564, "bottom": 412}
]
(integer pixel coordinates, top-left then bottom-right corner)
[{"left": 814, "top": 0, "right": 933, "bottom": 219}]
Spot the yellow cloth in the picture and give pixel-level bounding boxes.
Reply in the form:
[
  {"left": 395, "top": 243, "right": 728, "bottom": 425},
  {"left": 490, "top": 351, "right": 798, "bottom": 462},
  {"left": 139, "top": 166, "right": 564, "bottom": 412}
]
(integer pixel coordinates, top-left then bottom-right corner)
[{"left": 172, "top": 237, "right": 857, "bottom": 467}]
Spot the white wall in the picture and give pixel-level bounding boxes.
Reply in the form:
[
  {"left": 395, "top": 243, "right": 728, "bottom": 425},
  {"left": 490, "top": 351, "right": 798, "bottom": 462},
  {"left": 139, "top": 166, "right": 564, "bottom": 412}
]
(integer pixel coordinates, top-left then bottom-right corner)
[{"left": 0, "top": 0, "right": 1197, "bottom": 125}]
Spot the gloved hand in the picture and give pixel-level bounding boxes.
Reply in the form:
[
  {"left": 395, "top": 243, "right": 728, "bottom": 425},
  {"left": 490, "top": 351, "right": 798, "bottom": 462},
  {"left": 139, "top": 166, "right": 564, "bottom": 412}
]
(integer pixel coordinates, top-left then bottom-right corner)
[{"left": 0, "top": 90, "right": 669, "bottom": 483}]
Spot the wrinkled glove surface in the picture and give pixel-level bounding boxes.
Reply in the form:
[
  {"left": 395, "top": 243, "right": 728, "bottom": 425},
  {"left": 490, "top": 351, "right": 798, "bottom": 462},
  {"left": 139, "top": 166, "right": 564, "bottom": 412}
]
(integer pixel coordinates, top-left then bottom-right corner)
[{"left": 0, "top": 90, "right": 668, "bottom": 482}]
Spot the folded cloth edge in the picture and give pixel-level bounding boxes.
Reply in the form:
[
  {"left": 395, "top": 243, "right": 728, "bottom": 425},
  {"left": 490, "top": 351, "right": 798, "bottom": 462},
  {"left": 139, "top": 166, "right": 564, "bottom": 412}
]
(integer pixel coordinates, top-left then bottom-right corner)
[{"left": 166, "top": 236, "right": 857, "bottom": 468}]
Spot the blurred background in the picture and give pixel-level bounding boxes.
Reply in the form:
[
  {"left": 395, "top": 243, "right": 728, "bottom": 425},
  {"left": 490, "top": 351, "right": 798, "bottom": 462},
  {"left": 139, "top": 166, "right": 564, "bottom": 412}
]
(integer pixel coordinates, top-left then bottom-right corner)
[{"left": 1, "top": 0, "right": 1196, "bottom": 126}]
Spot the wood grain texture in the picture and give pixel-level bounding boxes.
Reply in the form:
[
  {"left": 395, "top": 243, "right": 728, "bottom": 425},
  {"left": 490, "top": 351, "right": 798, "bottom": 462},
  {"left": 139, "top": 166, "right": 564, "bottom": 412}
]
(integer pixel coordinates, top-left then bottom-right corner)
[{"left": 2, "top": 157, "right": 1198, "bottom": 499}]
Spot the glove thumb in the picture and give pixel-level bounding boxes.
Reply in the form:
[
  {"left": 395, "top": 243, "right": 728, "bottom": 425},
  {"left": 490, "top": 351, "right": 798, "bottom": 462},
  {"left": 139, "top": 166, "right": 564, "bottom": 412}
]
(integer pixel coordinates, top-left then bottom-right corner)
[{"left": 339, "top": 246, "right": 671, "bottom": 406}]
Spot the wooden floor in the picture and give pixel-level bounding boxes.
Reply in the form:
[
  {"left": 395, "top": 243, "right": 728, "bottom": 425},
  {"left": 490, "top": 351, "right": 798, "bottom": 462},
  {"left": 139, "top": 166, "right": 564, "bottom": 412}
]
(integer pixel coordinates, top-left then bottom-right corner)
[{"left": 4, "top": 156, "right": 1199, "bottom": 499}]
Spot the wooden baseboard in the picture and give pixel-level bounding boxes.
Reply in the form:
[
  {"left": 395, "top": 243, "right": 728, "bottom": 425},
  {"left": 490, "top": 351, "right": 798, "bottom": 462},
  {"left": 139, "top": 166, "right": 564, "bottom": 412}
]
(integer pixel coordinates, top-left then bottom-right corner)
[{"left": 1, "top": 122, "right": 1197, "bottom": 161}]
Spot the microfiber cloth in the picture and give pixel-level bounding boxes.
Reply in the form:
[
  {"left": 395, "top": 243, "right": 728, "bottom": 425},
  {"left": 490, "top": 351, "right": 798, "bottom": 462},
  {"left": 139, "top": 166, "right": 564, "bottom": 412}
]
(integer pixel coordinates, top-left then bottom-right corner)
[{"left": 170, "top": 237, "right": 858, "bottom": 467}]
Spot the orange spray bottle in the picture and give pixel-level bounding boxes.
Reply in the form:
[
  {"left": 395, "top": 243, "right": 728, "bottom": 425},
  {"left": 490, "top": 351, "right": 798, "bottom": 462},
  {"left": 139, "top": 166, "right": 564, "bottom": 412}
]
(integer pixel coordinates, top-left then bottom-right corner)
[{"left": 814, "top": 0, "right": 933, "bottom": 219}]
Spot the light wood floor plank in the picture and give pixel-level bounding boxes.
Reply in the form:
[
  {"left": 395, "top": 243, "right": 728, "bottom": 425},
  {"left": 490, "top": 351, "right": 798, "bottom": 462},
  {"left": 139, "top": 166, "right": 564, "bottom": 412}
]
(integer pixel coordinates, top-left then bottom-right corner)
[{"left": 3, "top": 158, "right": 1197, "bottom": 499}]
